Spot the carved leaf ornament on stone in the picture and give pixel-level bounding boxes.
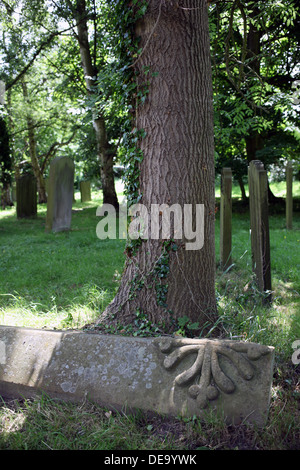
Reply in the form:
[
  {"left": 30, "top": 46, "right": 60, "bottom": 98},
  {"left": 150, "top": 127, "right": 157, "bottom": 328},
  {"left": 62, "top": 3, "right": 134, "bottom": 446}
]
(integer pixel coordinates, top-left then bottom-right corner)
[{"left": 156, "top": 338, "right": 271, "bottom": 409}]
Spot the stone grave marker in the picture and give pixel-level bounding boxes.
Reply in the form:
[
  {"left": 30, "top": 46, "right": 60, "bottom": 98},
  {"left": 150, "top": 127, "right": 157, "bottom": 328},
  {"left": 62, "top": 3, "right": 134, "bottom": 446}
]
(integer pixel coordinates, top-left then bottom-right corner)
[
  {"left": 0, "top": 326, "right": 275, "bottom": 427},
  {"left": 286, "top": 162, "right": 293, "bottom": 230},
  {"left": 45, "top": 156, "right": 74, "bottom": 233},
  {"left": 11, "top": 183, "right": 17, "bottom": 202},
  {"left": 220, "top": 167, "right": 232, "bottom": 270},
  {"left": 248, "top": 160, "right": 271, "bottom": 300},
  {"left": 16, "top": 174, "right": 37, "bottom": 219},
  {"left": 80, "top": 181, "right": 91, "bottom": 202}
]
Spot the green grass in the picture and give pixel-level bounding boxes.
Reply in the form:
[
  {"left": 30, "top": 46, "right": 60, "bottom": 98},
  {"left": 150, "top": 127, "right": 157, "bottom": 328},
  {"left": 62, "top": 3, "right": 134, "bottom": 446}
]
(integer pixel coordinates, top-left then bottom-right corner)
[
  {"left": 214, "top": 210, "right": 300, "bottom": 355},
  {"left": 0, "top": 187, "right": 126, "bottom": 329},
  {"left": 0, "top": 180, "right": 299, "bottom": 450}
]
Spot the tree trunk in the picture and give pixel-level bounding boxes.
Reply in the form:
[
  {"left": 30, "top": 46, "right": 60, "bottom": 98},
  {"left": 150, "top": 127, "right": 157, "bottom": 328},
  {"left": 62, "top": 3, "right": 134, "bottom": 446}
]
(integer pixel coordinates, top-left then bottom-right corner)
[
  {"left": 21, "top": 80, "right": 47, "bottom": 204},
  {"left": 75, "top": 0, "right": 119, "bottom": 210},
  {"left": 99, "top": 0, "right": 217, "bottom": 331}
]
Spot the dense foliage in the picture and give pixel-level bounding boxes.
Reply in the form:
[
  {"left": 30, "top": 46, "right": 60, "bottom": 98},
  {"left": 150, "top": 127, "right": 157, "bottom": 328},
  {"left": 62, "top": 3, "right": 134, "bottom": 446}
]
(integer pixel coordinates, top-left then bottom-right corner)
[
  {"left": 0, "top": 0, "right": 299, "bottom": 205},
  {"left": 209, "top": 0, "right": 300, "bottom": 189}
]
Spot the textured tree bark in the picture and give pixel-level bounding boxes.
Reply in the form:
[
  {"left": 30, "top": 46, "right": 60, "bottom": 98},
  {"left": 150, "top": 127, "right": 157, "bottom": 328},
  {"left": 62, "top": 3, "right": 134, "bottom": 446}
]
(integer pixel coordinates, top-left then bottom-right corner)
[
  {"left": 99, "top": 0, "right": 217, "bottom": 330},
  {"left": 75, "top": 0, "right": 119, "bottom": 210}
]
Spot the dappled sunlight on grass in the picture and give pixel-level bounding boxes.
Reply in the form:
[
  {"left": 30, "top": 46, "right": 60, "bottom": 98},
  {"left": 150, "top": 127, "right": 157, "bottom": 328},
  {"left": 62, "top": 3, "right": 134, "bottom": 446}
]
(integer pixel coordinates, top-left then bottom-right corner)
[
  {"left": 0, "top": 187, "right": 126, "bottom": 330},
  {"left": 0, "top": 282, "right": 116, "bottom": 330},
  {"left": 270, "top": 180, "right": 300, "bottom": 198}
]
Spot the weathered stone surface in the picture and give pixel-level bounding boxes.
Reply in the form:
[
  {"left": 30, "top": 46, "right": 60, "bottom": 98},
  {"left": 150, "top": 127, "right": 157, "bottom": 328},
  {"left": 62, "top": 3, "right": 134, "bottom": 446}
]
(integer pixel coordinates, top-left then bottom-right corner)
[
  {"left": 16, "top": 174, "right": 37, "bottom": 219},
  {"left": 0, "top": 326, "right": 274, "bottom": 426},
  {"left": 80, "top": 181, "right": 91, "bottom": 202},
  {"left": 45, "top": 156, "right": 74, "bottom": 232}
]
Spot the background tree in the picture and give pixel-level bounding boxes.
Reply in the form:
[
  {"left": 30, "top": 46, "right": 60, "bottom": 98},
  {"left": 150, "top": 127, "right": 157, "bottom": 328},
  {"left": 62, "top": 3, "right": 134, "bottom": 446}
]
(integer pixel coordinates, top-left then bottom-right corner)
[
  {"left": 0, "top": 114, "right": 13, "bottom": 209},
  {"left": 210, "top": 0, "right": 300, "bottom": 198},
  {"left": 5, "top": 53, "right": 80, "bottom": 203},
  {"left": 0, "top": 0, "right": 121, "bottom": 202},
  {"left": 50, "top": 0, "right": 120, "bottom": 210}
]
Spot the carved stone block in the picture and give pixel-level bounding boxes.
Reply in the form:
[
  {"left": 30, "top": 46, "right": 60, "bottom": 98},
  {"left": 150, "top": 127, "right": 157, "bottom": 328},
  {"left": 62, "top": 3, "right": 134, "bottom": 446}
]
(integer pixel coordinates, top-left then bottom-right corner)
[
  {"left": 155, "top": 337, "right": 274, "bottom": 425},
  {"left": 0, "top": 326, "right": 274, "bottom": 426}
]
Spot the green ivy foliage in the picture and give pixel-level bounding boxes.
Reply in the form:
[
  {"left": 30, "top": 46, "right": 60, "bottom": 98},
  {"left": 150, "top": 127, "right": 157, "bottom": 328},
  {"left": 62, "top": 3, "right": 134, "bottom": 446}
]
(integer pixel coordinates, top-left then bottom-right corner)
[{"left": 209, "top": 0, "right": 300, "bottom": 179}]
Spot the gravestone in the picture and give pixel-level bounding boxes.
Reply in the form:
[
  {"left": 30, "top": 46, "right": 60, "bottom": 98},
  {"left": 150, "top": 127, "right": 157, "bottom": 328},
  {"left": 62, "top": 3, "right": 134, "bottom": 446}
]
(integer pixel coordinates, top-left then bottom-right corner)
[
  {"left": 45, "top": 156, "right": 74, "bottom": 233},
  {"left": 248, "top": 160, "right": 271, "bottom": 300},
  {"left": 286, "top": 162, "right": 293, "bottom": 230},
  {"left": 0, "top": 326, "right": 275, "bottom": 427},
  {"left": 80, "top": 181, "right": 91, "bottom": 202},
  {"left": 11, "top": 183, "right": 17, "bottom": 202},
  {"left": 220, "top": 168, "right": 232, "bottom": 270},
  {"left": 16, "top": 174, "right": 37, "bottom": 219}
]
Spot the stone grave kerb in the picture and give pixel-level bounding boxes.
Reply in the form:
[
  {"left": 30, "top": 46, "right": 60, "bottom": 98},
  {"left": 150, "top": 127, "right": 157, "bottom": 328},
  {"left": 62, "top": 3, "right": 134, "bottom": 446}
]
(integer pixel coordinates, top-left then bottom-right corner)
[{"left": 0, "top": 326, "right": 275, "bottom": 427}]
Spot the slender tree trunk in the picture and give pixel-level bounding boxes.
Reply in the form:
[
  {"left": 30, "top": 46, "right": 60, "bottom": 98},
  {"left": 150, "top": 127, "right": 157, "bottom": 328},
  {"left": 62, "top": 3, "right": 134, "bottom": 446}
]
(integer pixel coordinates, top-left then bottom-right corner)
[
  {"left": 21, "top": 80, "right": 47, "bottom": 203},
  {"left": 0, "top": 183, "right": 13, "bottom": 209},
  {"left": 99, "top": 0, "right": 217, "bottom": 331},
  {"left": 0, "top": 116, "right": 13, "bottom": 209},
  {"left": 245, "top": 6, "right": 278, "bottom": 204},
  {"left": 75, "top": 0, "right": 119, "bottom": 210},
  {"left": 237, "top": 177, "right": 247, "bottom": 202}
]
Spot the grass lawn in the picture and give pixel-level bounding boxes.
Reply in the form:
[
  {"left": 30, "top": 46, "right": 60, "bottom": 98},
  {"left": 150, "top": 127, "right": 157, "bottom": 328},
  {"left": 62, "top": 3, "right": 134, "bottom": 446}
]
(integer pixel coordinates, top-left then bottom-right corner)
[
  {"left": 0, "top": 185, "right": 126, "bottom": 329},
  {"left": 0, "top": 179, "right": 299, "bottom": 450}
]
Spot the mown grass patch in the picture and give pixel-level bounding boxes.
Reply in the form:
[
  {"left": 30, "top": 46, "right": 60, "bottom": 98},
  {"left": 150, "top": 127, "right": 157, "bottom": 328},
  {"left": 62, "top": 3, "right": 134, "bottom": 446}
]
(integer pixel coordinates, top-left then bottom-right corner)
[{"left": 0, "top": 181, "right": 299, "bottom": 450}]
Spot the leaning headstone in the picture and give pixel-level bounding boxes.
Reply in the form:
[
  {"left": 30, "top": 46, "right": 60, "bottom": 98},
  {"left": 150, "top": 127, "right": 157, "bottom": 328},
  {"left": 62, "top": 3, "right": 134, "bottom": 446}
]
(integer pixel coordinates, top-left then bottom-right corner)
[
  {"left": 80, "top": 181, "right": 91, "bottom": 202},
  {"left": 220, "top": 168, "right": 232, "bottom": 270},
  {"left": 45, "top": 156, "right": 74, "bottom": 233},
  {"left": 16, "top": 174, "right": 37, "bottom": 219},
  {"left": 286, "top": 162, "right": 293, "bottom": 230},
  {"left": 0, "top": 326, "right": 275, "bottom": 427},
  {"left": 248, "top": 160, "right": 271, "bottom": 300}
]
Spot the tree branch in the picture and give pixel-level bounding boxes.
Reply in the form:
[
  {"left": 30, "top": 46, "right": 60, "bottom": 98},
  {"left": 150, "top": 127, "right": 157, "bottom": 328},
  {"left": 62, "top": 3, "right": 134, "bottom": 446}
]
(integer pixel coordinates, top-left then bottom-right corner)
[
  {"left": 5, "top": 17, "right": 87, "bottom": 91},
  {"left": 40, "top": 128, "right": 78, "bottom": 173}
]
